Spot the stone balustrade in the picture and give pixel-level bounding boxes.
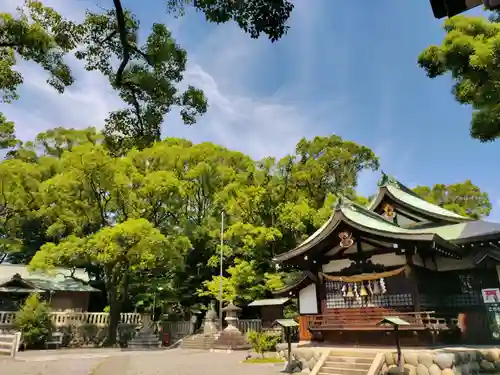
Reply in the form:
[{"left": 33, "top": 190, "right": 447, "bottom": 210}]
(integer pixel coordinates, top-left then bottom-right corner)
[
  {"left": 380, "top": 348, "right": 500, "bottom": 375},
  {"left": 0, "top": 311, "right": 142, "bottom": 327}
]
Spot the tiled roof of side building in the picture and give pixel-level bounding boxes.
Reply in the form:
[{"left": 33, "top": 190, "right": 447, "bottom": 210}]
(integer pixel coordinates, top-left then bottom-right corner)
[{"left": 0, "top": 264, "right": 99, "bottom": 292}]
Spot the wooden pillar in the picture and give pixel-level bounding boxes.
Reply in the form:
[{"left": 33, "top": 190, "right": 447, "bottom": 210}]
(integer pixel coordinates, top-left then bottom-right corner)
[
  {"left": 314, "top": 266, "right": 324, "bottom": 314},
  {"left": 406, "top": 251, "right": 422, "bottom": 319},
  {"left": 298, "top": 316, "right": 312, "bottom": 341}
]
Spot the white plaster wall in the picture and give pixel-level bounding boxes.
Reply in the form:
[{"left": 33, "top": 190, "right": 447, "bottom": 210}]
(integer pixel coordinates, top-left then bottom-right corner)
[
  {"left": 298, "top": 284, "right": 318, "bottom": 314},
  {"left": 322, "top": 254, "right": 406, "bottom": 273},
  {"left": 322, "top": 259, "right": 351, "bottom": 273},
  {"left": 371, "top": 254, "right": 406, "bottom": 266},
  {"left": 434, "top": 255, "right": 475, "bottom": 271}
]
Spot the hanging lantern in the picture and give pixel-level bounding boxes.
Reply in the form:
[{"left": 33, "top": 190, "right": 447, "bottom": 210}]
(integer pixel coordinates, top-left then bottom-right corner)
[
  {"left": 360, "top": 283, "right": 368, "bottom": 297},
  {"left": 339, "top": 231, "right": 354, "bottom": 248},
  {"left": 346, "top": 284, "right": 354, "bottom": 298}
]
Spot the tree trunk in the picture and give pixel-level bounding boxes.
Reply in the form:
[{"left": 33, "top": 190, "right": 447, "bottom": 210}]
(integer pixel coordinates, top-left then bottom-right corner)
[{"left": 104, "top": 283, "right": 121, "bottom": 347}]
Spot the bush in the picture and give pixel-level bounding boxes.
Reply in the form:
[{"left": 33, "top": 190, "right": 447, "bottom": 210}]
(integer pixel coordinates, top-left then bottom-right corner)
[
  {"left": 247, "top": 331, "right": 280, "bottom": 358},
  {"left": 14, "top": 293, "right": 53, "bottom": 347}
]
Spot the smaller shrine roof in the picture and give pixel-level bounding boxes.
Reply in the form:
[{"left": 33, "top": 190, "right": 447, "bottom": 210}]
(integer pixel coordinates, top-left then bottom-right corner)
[
  {"left": 248, "top": 298, "right": 290, "bottom": 307},
  {"left": 412, "top": 220, "right": 500, "bottom": 242},
  {"left": 274, "top": 319, "right": 299, "bottom": 328}
]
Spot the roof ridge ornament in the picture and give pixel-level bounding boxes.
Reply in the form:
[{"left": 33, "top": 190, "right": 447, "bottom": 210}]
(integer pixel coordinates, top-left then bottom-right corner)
[
  {"left": 377, "top": 171, "right": 400, "bottom": 187},
  {"left": 334, "top": 195, "right": 344, "bottom": 209}
]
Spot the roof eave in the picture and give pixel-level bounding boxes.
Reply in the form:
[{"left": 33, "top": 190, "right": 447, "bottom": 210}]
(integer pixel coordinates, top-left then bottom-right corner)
[
  {"left": 452, "top": 232, "right": 500, "bottom": 246},
  {"left": 272, "top": 273, "right": 313, "bottom": 297},
  {"left": 273, "top": 210, "right": 343, "bottom": 263},
  {"left": 367, "top": 186, "right": 388, "bottom": 211},
  {"left": 385, "top": 189, "right": 472, "bottom": 224},
  {"left": 341, "top": 212, "right": 435, "bottom": 242}
]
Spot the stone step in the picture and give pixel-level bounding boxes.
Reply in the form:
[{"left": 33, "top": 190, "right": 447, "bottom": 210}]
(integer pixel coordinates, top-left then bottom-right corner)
[
  {"left": 329, "top": 351, "right": 376, "bottom": 359},
  {"left": 319, "top": 366, "right": 369, "bottom": 375},
  {"left": 327, "top": 357, "right": 374, "bottom": 364},
  {"left": 323, "top": 361, "right": 372, "bottom": 369}
]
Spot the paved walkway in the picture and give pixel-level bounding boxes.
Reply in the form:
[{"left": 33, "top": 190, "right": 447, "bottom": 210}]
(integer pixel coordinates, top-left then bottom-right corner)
[{"left": 1, "top": 349, "right": 284, "bottom": 375}]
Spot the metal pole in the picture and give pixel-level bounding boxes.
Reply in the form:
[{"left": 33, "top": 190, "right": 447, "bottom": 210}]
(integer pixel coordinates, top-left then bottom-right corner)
[{"left": 219, "top": 211, "right": 224, "bottom": 331}]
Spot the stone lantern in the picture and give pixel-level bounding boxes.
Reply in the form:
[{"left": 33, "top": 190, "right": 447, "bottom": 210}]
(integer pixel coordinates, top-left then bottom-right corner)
[
  {"left": 212, "top": 301, "right": 249, "bottom": 351},
  {"left": 222, "top": 301, "right": 241, "bottom": 329}
]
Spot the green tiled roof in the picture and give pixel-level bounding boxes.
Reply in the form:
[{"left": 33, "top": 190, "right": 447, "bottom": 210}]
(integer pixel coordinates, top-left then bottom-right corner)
[
  {"left": 373, "top": 172, "right": 471, "bottom": 221},
  {"left": 248, "top": 298, "right": 290, "bottom": 307},
  {"left": 386, "top": 185, "right": 470, "bottom": 220},
  {"left": 0, "top": 264, "right": 99, "bottom": 293},
  {"left": 25, "top": 278, "right": 99, "bottom": 292}
]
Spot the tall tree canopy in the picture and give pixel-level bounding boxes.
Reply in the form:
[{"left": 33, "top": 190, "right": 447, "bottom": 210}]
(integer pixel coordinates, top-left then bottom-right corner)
[
  {"left": 1, "top": 0, "right": 294, "bottom": 151},
  {"left": 418, "top": 13, "right": 500, "bottom": 142},
  {"left": 412, "top": 180, "right": 492, "bottom": 219},
  {"left": 0, "top": 127, "right": 492, "bottom": 345}
]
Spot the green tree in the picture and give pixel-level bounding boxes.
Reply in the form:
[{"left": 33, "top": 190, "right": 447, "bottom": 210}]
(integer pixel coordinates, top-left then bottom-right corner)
[
  {"left": 0, "top": 159, "right": 42, "bottom": 263},
  {"left": 1, "top": 1, "right": 208, "bottom": 153},
  {"left": 14, "top": 293, "right": 53, "bottom": 347},
  {"left": 30, "top": 218, "right": 189, "bottom": 345},
  {"left": 167, "top": 0, "right": 294, "bottom": 41},
  {"left": 247, "top": 331, "right": 280, "bottom": 358},
  {"left": 197, "top": 135, "right": 379, "bottom": 303},
  {"left": 0, "top": 0, "right": 82, "bottom": 147},
  {"left": 412, "top": 180, "right": 491, "bottom": 219},
  {"left": 418, "top": 13, "right": 500, "bottom": 142}
]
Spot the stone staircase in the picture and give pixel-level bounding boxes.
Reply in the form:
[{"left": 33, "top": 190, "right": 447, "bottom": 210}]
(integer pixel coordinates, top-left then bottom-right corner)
[
  {"left": 317, "top": 350, "right": 376, "bottom": 375},
  {"left": 179, "top": 333, "right": 218, "bottom": 350},
  {"left": 126, "top": 329, "right": 162, "bottom": 350}
]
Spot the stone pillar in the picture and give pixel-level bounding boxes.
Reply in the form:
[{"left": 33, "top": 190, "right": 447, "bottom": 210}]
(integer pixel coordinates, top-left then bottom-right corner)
[{"left": 203, "top": 303, "right": 218, "bottom": 334}]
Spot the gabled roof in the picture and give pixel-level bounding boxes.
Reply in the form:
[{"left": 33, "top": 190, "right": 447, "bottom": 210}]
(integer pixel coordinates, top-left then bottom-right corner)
[
  {"left": 273, "top": 198, "right": 458, "bottom": 263},
  {"left": 248, "top": 298, "right": 290, "bottom": 307},
  {"left": 0, "top": 264, "right": 99, "bottom": 293},
  {"left": 368, "top": 172, "right": 472, "bottom": 223}
]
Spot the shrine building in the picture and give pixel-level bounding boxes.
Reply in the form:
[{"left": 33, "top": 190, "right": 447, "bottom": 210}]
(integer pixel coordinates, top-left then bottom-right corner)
[{"left": 273, "top": 173, "right": 500, "bottom": 346}]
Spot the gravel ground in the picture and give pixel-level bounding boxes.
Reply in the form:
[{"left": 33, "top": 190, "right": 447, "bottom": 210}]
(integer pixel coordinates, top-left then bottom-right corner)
[{"left": 0, "top": 349, "right": 284, "bottom": 375}]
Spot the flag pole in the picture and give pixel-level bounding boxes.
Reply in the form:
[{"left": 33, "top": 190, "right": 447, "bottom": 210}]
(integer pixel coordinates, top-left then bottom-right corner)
[{"left": 219, "top": 211, "right": 224, "bottom": 330}]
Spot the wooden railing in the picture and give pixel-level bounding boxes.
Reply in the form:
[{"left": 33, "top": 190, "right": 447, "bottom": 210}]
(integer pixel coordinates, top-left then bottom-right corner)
[
  {"left": 237, "top": 319, "right": 262, "bottom": 333},
  {"left": 308, "top": 309, "right": 459, "bottom": 331},
  {"left": 0, "top": 311, "right": 143, "bottom": 327}
]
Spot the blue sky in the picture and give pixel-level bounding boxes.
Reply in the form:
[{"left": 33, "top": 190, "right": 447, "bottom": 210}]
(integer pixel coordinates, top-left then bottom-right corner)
[{"left": 2, "top": 0, "right": 499, "bottom": 220}]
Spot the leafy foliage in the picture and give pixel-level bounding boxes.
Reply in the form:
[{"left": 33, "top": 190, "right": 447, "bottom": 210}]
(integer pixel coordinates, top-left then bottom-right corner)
[
  {"left": 247, "top": 330, "right": 281, "bottom": 357},
  {"left": 418, "top": 13, "right": 500, "bottom": 142},
  {"left": 14, "top": 293, "right": 53, "bottom": 346},
  {"left": 167, "top": 0, "right": 294, "bottom": 42},
  {"left": 0, "top": 127, "right": 491, "bottom": 344},
  {"left": 412, "top": 180, "right": 491, "bottom": 219}
]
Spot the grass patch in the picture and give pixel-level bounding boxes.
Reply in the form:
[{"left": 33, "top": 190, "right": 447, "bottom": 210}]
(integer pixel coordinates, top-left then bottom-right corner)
[{"left": 242, "top": 357, "right": 285, "bottom": 364}]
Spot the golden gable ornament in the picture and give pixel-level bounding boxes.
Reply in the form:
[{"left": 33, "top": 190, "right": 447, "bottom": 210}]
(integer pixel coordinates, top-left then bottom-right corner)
[{"left": 338, "top": 231, "right": 354, "bottom": 248}]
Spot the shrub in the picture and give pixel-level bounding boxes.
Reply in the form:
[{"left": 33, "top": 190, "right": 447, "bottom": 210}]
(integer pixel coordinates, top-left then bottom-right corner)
[
  {"left": 14, "top": 293, "right": 53, "bottom": 347},
  {"left": 247, "top": 331, "right": 280, "bottom": 358}
]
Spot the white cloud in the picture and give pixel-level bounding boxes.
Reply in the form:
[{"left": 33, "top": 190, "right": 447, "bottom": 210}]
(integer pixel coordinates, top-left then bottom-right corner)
[{"left": 1, "top": 0, "right": 342, "bottom": 160}]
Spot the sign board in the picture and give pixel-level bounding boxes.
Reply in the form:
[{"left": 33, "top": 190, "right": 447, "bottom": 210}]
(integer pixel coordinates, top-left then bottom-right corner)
[
  {"left": 482, "top": 288, "right": 500, "bottom": 340},
  {"left": 376, "top": 316, "right": 410, "bottom": 327},
  {"left": 482, "top": 288, "right": 500, "bottom": 304}
]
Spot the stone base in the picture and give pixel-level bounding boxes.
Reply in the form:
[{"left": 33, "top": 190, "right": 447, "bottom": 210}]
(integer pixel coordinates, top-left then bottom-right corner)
[
  {"left": 380, "top": 348, "right": 500, "bottom": 375},
  {"left": 211, "top": 327, "right": 250, "bottom": 351}
]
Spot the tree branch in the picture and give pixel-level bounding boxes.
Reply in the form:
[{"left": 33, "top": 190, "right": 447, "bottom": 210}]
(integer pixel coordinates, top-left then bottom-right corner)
[{"left": 112, "top": 0, "right": 131, "bottom": 86}]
